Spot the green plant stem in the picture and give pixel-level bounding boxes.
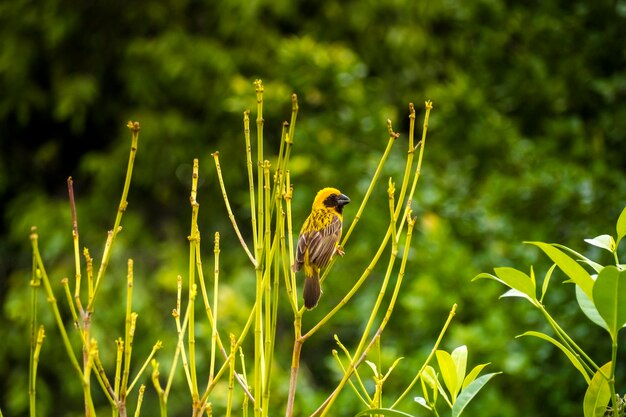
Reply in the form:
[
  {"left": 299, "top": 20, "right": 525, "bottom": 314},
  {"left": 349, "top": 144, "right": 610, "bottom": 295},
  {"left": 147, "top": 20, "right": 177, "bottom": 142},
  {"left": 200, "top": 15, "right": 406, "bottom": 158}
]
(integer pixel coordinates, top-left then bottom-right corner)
[
  {"left": 333, "top": 339, "right": 371, "bottom": 405},
  {"left": 209, "top": 233, "right": 220, "bottom": 386},
  {"left": 114, "top": 338, "right": 124, "bottom": 409},
  {"left": 537, "top": 305, "right": 598, "bottom": 376},
  {"left": 393, "top": 106, "right": 415, "bottom": 224},
  {"left": 195, "top": 245, "right": 253, "bottom": 400},
  {"left": 226, "top": 334, "right": 237, "bottom": 417},
  {"left": 188, "top": 158, "right": 200, "bottom": 409},
  {"left": 133, "top": 385, "right": 145, "bottom": 417},
  {"left": 323, "top": 122, "right": 398, "bottom": 280},
  {"left": 120, "top": 312, "right": 138, "bottom": 404},
  {"left": 397, "top": 101, "right": 432, "bottom": 236},
  {"left": 30, "top": 326, "right": 45, "bottom": 417},
  {"left": 127, "top": 341, "right": 163, "bottom": 393},
  {"left": 172, "top": 281, "right": 194, "bottom": 395},
  {"left": 283, "top": 175, "right": 298, "bottom": 311},
  {"left": 67, "top": 177, "right": 84, "bottom": 309},
  {"left": 151, "top": 361, "right": 167, "bottom": 417},
  {"left": 610, "top": 338, "right": 618, "bottom": 415},
  {"left": 316, "top": 198, "right": 412, "bottom": 417},
  {"left": 255, "top": 79, "right": 265, "bottom": 261},
  {"left": 29, "top": 250, "right": 41, "bottom": 417},
  {"left": 243, "top": 110, "right": 258, "bottom": 250},
  {"left": 285, "top": 316, "right": 302, "bottom": 417},
  {"left": 213, "top": 152, "right": 257, "bottom": 266},
  {"left": 392, "top": 304, "right": 457, "bottom": 408},
  {"left": 89, "top": 121, "right": 140, "bottom": 312},
  {"left": 30, "top": 229, "right": 85, "bottom": 384},
  {"left": 120, "top": 260, "right": 135, "bottom": 403}
]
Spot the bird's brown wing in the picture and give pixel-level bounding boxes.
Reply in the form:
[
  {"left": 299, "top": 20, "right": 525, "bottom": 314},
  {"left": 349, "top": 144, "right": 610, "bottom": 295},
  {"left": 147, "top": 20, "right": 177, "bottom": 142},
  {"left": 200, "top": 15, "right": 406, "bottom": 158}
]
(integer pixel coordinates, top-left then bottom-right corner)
[{"left": 307, "top": 215, "right": 343, "bottom": 268}]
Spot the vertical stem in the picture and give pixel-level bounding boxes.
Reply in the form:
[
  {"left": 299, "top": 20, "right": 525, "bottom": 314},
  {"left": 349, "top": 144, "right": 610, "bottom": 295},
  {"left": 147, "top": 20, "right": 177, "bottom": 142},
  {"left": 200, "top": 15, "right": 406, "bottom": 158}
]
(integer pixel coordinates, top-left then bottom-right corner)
[
  {"left": 253, "top": 79, "right": 266, "bottom": 417},
  {"left": 397, "top": 101, "right": 432, "bottom": 235},
  {"left": 209, "top": 233, "right": 220, "bottom": 385},
  {"left": 67, "top": 177, "right": 84, "bottom": 311},
  {"left": 610, "top": 338, "right": 618, "bottom": 415},
  {"left": 120, "top": 259, "right": 134, "bottom": 404},
  {"left": 189, "top": 158, "right": 200, "bottom": 407},
  {"left": 114, "top": 338, "right": 124, "bottom": 414},
  {"left": 226, "top": 334, "right": 237, "bottom": 417},
  {"left": 29, "top": 249, "right": 41, "bottom": 417},
  {"left": 255, "top": 80, "right": 265, "bottom": 259},
  {"left": 89, "top": 121, "right": 140, "bottom": 312},
  {"left": 392, "top": 105, "right": 416, "bottom": 224},
  {"left": 285, "top": 314, "right": 302, "bottom": 417},
  {"left": 244, "top": 110, "right": 258, "bottom": 251}
]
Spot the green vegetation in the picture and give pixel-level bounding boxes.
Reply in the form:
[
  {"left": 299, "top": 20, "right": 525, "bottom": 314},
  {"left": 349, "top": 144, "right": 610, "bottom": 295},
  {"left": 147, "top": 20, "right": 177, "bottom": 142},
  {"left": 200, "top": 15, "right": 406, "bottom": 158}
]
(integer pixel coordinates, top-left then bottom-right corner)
[{"left": 2, "top": 1, "right": 626, "bottom": 416}]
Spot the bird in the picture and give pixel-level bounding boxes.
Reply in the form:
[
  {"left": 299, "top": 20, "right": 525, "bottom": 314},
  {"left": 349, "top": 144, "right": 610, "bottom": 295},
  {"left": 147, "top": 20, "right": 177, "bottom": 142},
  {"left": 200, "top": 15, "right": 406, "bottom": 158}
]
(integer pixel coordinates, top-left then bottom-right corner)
[{"left": 293, "top": 187, "right": 351, "bottom": 309}]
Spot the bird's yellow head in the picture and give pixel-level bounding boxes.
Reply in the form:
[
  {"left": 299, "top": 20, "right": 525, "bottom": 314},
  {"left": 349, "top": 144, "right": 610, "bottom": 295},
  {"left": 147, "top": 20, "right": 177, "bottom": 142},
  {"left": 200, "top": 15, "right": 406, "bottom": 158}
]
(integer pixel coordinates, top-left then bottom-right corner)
[{"left": 312, "top": 187, "right": 351, "bottom": 215}]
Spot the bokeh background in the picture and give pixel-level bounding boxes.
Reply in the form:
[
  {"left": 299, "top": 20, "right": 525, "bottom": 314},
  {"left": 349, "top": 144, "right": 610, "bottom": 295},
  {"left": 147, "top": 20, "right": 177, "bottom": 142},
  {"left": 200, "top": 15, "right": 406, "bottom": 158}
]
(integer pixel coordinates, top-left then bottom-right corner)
[{"left": 2, "top": 0, "right": 626, "bottom": 416}]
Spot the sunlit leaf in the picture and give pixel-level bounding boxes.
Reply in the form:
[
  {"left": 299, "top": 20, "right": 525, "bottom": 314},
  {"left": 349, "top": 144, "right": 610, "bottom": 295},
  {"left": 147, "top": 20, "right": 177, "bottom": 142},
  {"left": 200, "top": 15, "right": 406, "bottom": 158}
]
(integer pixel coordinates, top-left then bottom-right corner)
[
  {"left": 436, "top": 350, "right": 458, "bottom": 401},
  {"left": 518, "top": 331, "right": 590, "bottom": 383},
  {"left": 451, "top": 372, "right": 501, "bottom": 417},
  {"left": 584, "top": 234, "right": 616, "bottom": 253},
  {"left": 553, "top": 244, "right": 604, "bottom": 273},
  {"left": 414, "top": 397, "right": 431, "bottom": 410},
  {"left": 421, "top": 366, "right": 438, "bottom": 390},
  {"left": 616, "top": 206, "right": 626, "bottom": 247},
  {"left": 583, "top": 362, "right": 612, "bottom": 417},
  {"left": 500, "top": 288, "right": 533, "bottom": 301},
  {"left": 462, "top": 363, "right": 490, "bottom": 390},
  {"left": 592, "top": 265, "right": 626, "bottom": 340},
  {"left": 576, "top": 284, "right": 608, "bottom": 331},
  {"left": 540, "top": 264, "right": 558, "bottom": 303},
  {"left": 526, "top": 242, "right": 594, "bottom": 299},
  {"left": 365, "top": 360, "right": 379, "bottom": 378},
  {"left": 451, "top": 345, "right": 468, "bottom": 397},
  {"left": 493, "top": 267, "right": 536, "bottom": 301}
]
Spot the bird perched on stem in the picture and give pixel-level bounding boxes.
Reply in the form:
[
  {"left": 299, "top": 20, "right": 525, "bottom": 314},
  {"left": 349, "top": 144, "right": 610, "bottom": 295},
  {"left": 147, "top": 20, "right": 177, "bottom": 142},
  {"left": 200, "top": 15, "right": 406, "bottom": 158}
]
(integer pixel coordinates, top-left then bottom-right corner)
[{"left": 293, "top": 187, "right": 350, "bottom": 309}]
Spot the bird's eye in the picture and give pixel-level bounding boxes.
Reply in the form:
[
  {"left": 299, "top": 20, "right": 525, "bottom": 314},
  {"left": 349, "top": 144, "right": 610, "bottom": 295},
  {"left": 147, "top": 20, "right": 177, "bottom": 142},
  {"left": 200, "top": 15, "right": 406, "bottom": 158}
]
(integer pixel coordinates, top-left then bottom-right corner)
[{"left": 323, "top": 194, "right": 338, "bottom": 207}]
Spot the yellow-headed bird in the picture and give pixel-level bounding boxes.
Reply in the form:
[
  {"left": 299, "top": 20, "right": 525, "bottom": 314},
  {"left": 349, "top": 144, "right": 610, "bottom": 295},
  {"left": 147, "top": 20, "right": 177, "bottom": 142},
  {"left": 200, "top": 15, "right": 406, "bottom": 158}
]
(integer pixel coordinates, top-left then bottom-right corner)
[{"left": 293, "top": 187, "right": 351, "bottom": 309}]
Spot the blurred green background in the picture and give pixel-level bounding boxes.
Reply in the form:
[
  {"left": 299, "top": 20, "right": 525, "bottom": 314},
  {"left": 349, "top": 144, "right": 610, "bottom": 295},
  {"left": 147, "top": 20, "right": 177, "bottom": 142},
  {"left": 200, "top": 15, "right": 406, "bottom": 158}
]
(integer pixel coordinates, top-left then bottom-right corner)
[{"left": 2, "top": 0, "right": 626, "bottom": 416}]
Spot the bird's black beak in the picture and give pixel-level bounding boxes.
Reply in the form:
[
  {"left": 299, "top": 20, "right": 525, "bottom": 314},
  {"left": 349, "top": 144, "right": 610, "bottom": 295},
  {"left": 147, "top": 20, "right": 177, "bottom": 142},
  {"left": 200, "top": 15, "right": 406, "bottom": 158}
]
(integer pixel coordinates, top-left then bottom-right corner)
[{"left": 337, "top": 193, "right": 351, "bottom": 207}]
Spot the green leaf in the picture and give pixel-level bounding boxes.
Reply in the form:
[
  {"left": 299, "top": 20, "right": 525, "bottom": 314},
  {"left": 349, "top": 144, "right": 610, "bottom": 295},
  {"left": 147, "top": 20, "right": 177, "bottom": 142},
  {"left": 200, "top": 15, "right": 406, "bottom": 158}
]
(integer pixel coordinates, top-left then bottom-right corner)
[
  {"left": 592, "top": 265, "right": 626, "bottom": 339},
  {"left": 500, "top": 289, "right": 533, "bottom": 300},
  {"left": 451, "top": 372, "right": 501, "bottom": 417},
  {"left": 451, "top": 345, "right": 468, "bottom": 397},
  {"left": 526, "top": 242, "right": 594, "bottom": 299},
  {"left": 355, "top": 408, "right": 416, "bottom": 417},
  {"left": 540, "top": 263, "right": 558, "bottom": 303},
  {"left": 584, "top": 234, "right": 616, "bottom": 253},
  {"left": 493, "top": 267, "right": 536, "bottom": 301},
  {"left": 436, "top": 350, "right": 458, "bottom": 401},
  {"left": 553, "top": 244, "right": 604, "bottom": 273},
  {"left": 576, "top": 284, "right": 608, "bottom": 331},
  {"left": 583, "top": 362, "right": 612, "bottom": 417},
  {"left": 414, "top": 397, "right": 431, "bottom": 410},
  {"left": 518, "top": 331, "right": 591, "bottom": 383},
  {"left": 462, "top": 363, "right": 490, "bottom": 390},
  {"left": 474, "top": 268, "right": 537, "bottom": 303},
  {"left": 616, "top": 206, "right": 626, "bottom": 247},
  {"left": 365, "top": 360, "right": 379, "bottom": 378},
  {"left": 420, "top": 365, "right": 438, "bottom": 390}
]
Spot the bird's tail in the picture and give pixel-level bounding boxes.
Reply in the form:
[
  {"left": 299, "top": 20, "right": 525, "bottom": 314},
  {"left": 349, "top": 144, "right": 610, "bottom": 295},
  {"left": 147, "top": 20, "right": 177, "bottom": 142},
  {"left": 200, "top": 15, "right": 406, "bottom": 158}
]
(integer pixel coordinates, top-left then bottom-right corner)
[{"left": 303, "top": 272, "right": 321, "bottom": 310}]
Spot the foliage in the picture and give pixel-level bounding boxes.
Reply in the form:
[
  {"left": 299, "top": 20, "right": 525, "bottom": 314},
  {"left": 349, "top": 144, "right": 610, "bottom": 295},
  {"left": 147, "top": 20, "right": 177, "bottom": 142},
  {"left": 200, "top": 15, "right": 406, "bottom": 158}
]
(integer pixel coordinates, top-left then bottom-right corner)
[
  {"left": 476, "top": 207, "right": 626, "bottom": 416},
  {"left": 2, "top": 0, "right": 626, "bottom": 416}
]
